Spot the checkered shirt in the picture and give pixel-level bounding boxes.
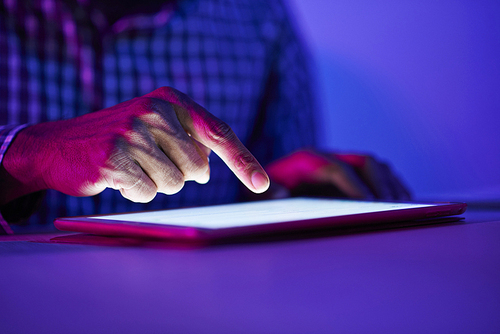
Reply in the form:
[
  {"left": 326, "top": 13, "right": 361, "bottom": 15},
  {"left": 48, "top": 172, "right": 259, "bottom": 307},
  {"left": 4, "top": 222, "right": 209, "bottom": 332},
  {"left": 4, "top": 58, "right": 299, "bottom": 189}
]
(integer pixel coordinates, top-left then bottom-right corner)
[{"left": 0, "top": 0, "right": 317, "bottom": 229}]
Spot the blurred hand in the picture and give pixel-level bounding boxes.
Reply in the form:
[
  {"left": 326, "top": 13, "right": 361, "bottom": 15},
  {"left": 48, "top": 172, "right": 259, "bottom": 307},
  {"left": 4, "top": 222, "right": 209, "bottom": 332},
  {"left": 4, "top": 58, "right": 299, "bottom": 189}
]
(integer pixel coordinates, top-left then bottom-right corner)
[
  {"left": 266, "top": 150, "right": 411, "bottom": 201},
  {"left": 1, "top": 87, "right": 269, "bottom": 205}
]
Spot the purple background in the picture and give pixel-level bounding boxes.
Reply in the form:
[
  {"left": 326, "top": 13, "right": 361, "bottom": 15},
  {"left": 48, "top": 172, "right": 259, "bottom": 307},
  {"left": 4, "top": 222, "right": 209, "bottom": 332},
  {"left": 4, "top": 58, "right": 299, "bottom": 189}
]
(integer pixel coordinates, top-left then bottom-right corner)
[{"left": 289, "top": 0, "right": 500, "bottom": 201}]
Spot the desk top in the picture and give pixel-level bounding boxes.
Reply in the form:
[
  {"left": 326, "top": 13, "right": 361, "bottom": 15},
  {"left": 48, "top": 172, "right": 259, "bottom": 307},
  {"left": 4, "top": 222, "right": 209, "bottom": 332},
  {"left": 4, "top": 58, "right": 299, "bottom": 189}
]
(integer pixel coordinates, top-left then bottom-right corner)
[{"left": 1, "top": 207, "right": 500, "bottom": 333}]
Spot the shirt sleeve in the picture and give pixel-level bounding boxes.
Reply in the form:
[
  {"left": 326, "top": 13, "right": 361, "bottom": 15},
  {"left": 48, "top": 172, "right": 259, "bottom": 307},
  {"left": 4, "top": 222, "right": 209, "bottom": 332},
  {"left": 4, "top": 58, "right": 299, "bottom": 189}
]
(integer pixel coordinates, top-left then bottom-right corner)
[
  {"left": 0, "top": 124, "right": 46, "bottom": 225},
  {"left": 246, "top": 0, "right": 318, "bottom": 166},
  {"left": 0, "top": 124, "right": 29, "bottom": 164}
]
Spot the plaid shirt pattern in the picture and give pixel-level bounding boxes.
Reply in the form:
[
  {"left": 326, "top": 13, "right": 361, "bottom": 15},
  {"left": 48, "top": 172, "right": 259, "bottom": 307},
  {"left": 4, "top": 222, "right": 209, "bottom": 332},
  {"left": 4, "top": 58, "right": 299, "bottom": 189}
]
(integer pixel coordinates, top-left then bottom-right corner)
[{"left": 0, "top": 0, "right": 316, "bottom": 229}]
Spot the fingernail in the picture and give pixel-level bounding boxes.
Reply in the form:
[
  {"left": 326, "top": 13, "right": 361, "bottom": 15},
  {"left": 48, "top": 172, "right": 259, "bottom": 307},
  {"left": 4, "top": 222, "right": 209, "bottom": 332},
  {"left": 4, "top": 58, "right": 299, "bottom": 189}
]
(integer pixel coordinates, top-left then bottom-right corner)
[{"left": 251, "top": 171, "right": 269, "bottom": 193}]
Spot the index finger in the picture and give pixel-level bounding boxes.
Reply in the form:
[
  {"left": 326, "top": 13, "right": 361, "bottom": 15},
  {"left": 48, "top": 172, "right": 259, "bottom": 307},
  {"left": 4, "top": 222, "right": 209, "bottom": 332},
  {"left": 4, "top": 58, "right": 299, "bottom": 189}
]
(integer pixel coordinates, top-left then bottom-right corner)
[
  {"left": 195, "top": 116, "right": 270, "bottom": 193},
  {"left": 149, "top": 87, "right": 270, "bottom": 193}
]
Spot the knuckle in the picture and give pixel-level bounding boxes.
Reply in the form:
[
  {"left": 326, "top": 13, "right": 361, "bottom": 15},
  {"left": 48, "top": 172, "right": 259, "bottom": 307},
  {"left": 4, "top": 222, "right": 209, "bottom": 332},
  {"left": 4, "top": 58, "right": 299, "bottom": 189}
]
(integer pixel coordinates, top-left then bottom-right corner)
[
  {"left": 233, "top": 152, "right": 255, "bottom": 174},
  {"left": 183, "top": 155, "right": 209, "bottom": 180},
  {"left": 125, "top": 121, "right": 148, "bottom": 144},
  {"left": 135, "top": 182, "right": 158, "bottom": 203},
  {"left": 134, "top": 98, "right": 181, "bottom": 137},
  {"left": 121, "top": 181, "right": 157, "bottom": 203},
  {"left": 153, "top": 86, "right": 184, "bottom": 104},
  {"left": 136, "top": 97, "right": 172, "bottom": 119},
  {"left": 162, "top": 169, "right": 185, "bottom": 195},
  {"left": 105, "top": 112, "right": 148, "bottom": 145},
  {"left": 205, "top": 120, "right": 235, "bottom": 146},
  {"left": 141, "top": 109, "right": 169, "bottom": 131},
  {"left": 104, "top": 144, "right": 132, "bottom": 172}
]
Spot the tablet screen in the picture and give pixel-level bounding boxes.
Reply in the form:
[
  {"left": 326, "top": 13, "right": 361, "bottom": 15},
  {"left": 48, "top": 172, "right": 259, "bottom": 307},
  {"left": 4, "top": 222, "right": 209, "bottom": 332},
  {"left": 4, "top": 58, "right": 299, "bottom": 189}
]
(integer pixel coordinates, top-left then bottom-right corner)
[{"left": 91, "top": 198, "right": 433, "bottom": 230}]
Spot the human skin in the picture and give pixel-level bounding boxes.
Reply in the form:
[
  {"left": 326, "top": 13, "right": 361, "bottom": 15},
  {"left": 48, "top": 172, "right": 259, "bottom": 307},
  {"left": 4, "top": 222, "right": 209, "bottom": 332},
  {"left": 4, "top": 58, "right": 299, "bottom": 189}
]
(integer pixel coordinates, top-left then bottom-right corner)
[
  {"left": 266, "top": 150, "right": 412, "bottom": 200},
  {"left": 0, "top": 86, "right": 270, "bottom": 206},
  {"left": 0, "top": 85, "right": 411, "bottom": 208}
]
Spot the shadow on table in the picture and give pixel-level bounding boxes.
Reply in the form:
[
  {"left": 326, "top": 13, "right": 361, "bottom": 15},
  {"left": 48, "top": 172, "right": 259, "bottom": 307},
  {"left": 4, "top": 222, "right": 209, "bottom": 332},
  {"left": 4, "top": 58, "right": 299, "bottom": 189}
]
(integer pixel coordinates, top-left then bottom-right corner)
[{"left": 48, "top": 216, "right": 464, "bottom": 250}]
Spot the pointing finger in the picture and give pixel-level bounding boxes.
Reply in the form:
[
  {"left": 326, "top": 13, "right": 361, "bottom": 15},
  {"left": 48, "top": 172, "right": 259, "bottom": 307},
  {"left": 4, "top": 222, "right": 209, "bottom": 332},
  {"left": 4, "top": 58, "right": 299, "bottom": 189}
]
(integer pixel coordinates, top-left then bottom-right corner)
[{"left": 147, "top": 87, "right": 270, "bottom": 193}]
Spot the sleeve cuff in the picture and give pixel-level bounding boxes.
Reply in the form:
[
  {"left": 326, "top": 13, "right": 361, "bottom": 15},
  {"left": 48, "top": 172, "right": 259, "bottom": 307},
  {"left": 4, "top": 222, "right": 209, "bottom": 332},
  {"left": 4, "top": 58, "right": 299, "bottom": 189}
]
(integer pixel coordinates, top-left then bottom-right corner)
[
  {"left": 0, "top": 124, "right": 42, "bottom": 225},
  {"left": 0, "top": 124, "right": 29, "bottom": 164}
]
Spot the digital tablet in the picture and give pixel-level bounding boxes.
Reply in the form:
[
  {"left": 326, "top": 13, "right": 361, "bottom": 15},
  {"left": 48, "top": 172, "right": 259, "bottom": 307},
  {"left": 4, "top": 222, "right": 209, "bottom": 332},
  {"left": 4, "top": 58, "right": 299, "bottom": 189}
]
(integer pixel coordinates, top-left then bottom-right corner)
[{"left": 54, "top": 198, "right": 467, "bottom": 241}]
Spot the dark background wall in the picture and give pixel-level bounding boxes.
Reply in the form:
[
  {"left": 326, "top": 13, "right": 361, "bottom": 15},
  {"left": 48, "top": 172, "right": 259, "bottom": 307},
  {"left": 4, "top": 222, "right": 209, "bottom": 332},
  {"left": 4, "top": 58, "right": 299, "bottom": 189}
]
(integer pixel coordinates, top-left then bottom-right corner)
[{"left": 289, "top": 0, "right": 500, "bottom": 201}]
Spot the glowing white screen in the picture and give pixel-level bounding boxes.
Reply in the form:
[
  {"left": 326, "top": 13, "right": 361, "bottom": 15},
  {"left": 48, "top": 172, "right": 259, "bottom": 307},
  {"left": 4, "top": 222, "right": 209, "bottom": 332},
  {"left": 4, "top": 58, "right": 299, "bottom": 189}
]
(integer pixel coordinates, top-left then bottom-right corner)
[{"left": 91, "top": 198, "right": 432, "bottom": 229}]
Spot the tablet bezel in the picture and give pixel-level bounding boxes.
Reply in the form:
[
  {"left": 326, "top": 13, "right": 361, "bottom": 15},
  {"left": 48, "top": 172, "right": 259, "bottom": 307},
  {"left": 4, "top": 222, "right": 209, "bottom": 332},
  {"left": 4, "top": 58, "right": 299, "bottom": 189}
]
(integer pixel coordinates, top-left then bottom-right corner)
[{"left": 54, "top": 198, "right": 467, "bottom": 241}]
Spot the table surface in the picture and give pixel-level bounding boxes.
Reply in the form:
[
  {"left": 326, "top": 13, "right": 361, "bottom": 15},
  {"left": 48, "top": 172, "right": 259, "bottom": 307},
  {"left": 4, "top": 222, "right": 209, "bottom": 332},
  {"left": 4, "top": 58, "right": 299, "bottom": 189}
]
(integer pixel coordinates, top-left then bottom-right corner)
[{"left": 1, "top": 206, "right": 500, "bottom": 334}]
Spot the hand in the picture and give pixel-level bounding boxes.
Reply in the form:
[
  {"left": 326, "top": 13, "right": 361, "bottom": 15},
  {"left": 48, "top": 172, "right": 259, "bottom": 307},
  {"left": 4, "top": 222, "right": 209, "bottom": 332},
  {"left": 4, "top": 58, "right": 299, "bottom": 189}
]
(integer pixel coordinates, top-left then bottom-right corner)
[
  {"left": 266, "top": 150, "right": 411, "bottom": 200},
  {"left": 0, "top": 87, "right": 270, "bottom": 205}
]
